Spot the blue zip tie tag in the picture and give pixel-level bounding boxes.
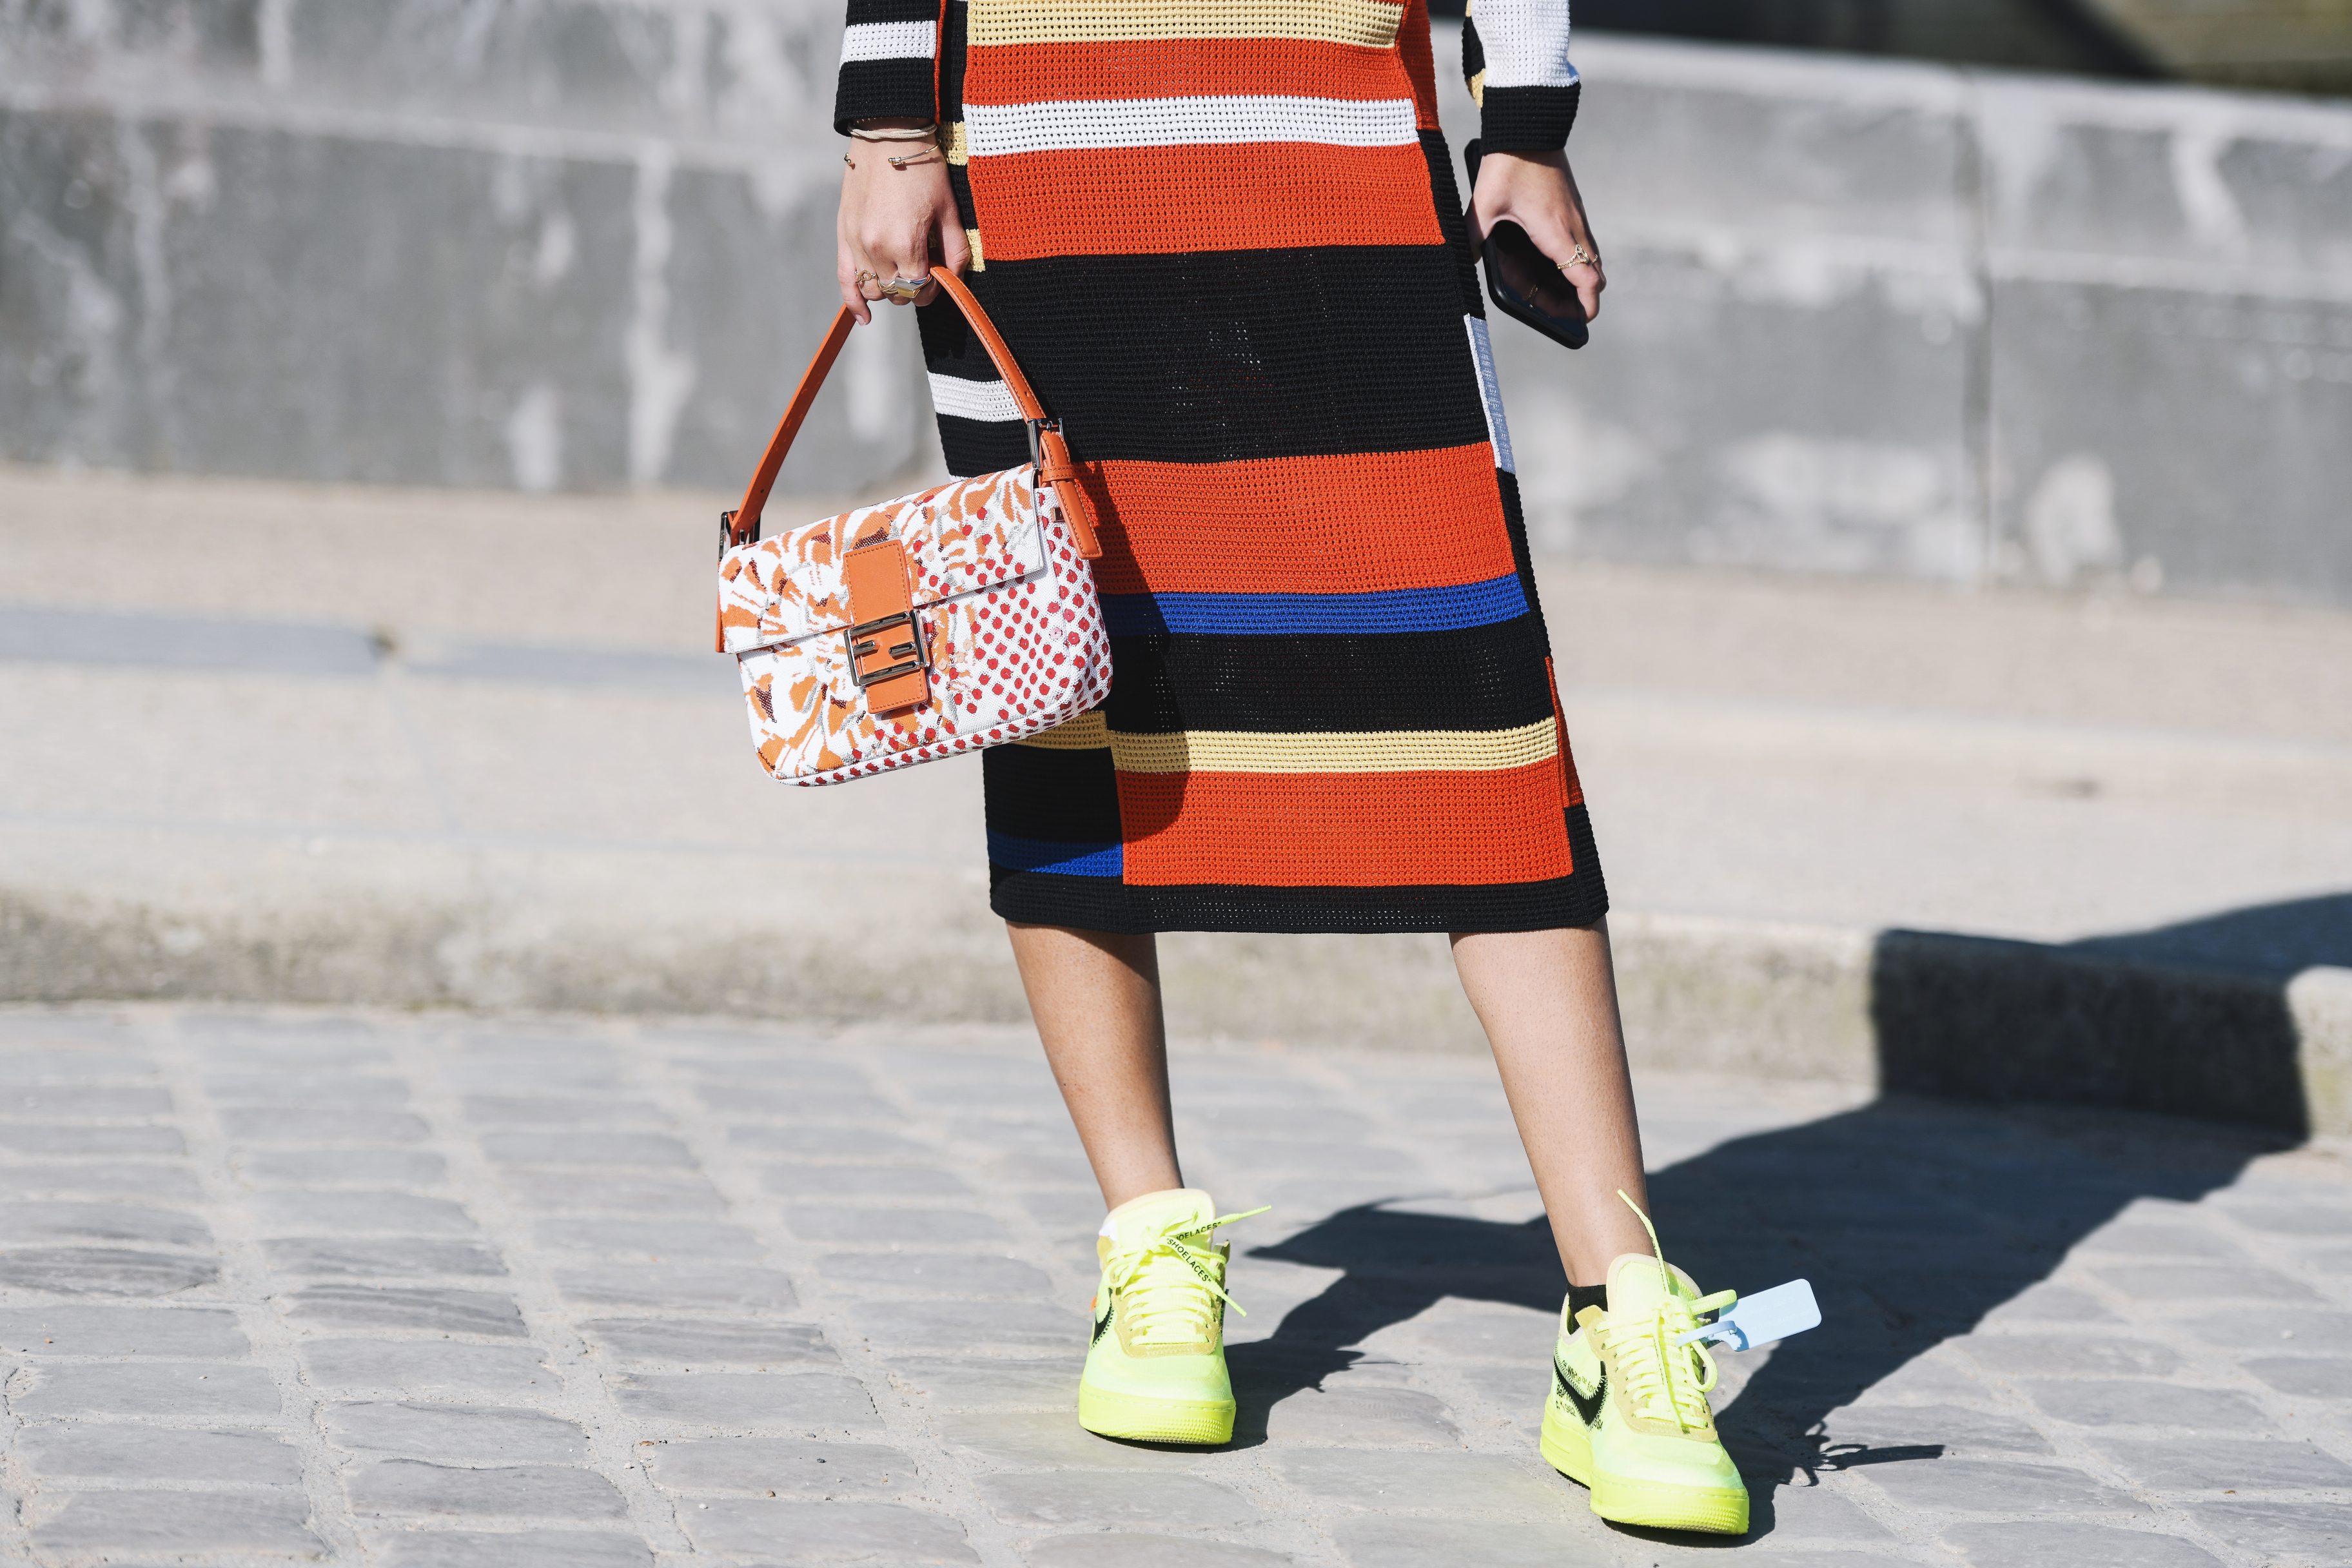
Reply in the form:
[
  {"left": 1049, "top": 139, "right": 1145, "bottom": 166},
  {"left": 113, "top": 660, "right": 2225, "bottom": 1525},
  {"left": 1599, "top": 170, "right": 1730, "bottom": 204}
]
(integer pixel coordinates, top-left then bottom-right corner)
[{"left": 1675, "top": 1279, "right": 1821, "bottom": 1351}]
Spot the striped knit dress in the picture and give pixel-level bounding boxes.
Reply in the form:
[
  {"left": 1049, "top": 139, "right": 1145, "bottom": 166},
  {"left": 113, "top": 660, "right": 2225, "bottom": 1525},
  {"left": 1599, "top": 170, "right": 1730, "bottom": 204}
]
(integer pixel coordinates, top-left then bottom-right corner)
[{"left": 836, "top": 0, "right": 1605, "bottom": 934}]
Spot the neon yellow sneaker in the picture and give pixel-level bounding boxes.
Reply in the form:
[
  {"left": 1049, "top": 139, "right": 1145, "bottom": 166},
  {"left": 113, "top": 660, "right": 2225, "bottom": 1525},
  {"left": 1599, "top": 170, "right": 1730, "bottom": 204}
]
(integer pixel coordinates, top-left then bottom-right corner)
[
  {"left": 1077, "top": 1188, "right": 1267, "bottom": 1446},
  {"left": 1541, "top": 1197, "right": 1749, "bottom": 1534}
]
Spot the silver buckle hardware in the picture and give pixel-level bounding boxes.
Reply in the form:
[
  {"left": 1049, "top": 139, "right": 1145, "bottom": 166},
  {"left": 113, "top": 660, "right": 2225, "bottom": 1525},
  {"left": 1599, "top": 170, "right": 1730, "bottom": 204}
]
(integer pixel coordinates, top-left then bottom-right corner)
[{"left": 845, "top": 609, "right": 926, "bottom": 689}]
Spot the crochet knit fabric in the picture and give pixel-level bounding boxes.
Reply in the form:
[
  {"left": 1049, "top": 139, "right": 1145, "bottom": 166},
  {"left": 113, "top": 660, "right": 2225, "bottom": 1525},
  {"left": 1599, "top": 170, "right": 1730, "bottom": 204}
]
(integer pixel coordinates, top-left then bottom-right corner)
[{"left": 837, "top": 0, "right": 1605, "bottom": 934}]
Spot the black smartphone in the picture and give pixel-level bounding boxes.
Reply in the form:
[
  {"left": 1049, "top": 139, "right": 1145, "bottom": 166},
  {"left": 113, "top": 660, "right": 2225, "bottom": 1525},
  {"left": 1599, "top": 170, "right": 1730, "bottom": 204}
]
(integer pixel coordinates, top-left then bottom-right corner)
[{"left": 1463, "top": 138, "right": 1589, "bottom": 351}]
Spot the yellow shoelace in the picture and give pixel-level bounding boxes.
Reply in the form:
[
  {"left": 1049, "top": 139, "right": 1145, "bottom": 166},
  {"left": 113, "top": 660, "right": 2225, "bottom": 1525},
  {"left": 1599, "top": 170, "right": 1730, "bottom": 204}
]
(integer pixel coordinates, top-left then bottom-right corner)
[
  {"left": 1598, "top": 1191, "right": 1737, "bottom": 1431},
  {"left": 1104, "top": 1206, "right": 1271, "bottom": 1345}
]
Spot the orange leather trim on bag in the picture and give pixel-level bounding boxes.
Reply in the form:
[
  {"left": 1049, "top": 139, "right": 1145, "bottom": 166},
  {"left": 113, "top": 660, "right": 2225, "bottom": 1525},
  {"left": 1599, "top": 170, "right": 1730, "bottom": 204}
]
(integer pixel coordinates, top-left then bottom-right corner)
[{"left": 842, "top": 538, "right": 930, "bottom": 715}]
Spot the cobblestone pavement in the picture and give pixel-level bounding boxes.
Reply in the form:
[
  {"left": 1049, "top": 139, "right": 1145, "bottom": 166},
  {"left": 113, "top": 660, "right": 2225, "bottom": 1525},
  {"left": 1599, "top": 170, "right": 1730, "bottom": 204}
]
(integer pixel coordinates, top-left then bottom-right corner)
[{"left": 0, "top": 1008, "right": 2347, "bottom": 1567}]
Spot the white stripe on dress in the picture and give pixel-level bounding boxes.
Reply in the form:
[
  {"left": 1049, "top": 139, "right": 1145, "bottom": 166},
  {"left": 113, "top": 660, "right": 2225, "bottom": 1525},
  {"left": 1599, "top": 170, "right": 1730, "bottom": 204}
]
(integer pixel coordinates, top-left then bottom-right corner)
[
  {"left": 964, "top": 95, "right": 1418, "bottom": 156},
  {"left": 839, "top": 20, "right": 938, "bottom": 63},
  {"left": 1465, "top": 316, "right": 1516, "bottom": 475},
  {"left": 1467, "top": 0, "right": 1578, "bottom": 89},
  {"left": 928, "top": 373, "right": 1023, "bottom": 423}
]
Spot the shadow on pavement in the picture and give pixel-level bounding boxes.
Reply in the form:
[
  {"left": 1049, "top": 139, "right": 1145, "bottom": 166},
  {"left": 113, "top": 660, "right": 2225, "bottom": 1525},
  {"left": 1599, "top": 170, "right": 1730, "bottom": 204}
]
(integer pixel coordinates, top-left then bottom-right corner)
[{"left": 1242, "top": 1092, "right": 2279, "bottom": 1538}]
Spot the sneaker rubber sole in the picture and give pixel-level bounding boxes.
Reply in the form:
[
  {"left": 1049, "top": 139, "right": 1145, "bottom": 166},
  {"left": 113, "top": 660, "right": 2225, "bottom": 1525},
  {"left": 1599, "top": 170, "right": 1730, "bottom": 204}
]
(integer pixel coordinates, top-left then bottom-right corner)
[
  {"left": 1077, "top": 1382, "right": 1234, "bottom": 1445},
  {"left": 1541, "top": 1409, "right": 1749, "bottom": 1535}
]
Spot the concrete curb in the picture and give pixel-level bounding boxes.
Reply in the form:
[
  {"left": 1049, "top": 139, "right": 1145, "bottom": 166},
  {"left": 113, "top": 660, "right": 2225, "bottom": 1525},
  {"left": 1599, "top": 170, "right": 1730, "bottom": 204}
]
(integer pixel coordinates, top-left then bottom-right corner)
[{"left": 6, "top": 887, "right": 2342, "bottom": 1138}]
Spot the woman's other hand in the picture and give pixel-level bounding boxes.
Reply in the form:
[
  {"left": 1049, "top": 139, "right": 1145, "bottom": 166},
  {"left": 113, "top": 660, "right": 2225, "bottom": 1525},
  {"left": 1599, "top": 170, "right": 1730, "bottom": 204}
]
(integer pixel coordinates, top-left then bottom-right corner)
[
  {"left": 1469, "top": 149, "right": 1605, "bottom": 322},
  {"left": 837, "top": 119, "right": 970, "bottom": 324}
]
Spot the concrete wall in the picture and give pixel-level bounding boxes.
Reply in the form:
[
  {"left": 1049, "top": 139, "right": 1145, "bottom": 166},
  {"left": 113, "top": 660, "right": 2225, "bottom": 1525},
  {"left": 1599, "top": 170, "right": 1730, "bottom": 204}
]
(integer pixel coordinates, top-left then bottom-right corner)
[{"left": 3, "top": 5, "right": 2348, "bottom": 605}]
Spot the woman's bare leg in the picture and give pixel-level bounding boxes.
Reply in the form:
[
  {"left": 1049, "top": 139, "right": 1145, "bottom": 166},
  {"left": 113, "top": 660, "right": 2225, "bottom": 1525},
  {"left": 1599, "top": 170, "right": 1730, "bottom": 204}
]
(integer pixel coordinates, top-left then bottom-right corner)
[
  {"left": 1451, "top": 919, "right": 1654, "bottom": 1285},
  {"left": 1006, "top": 923, "right": 1182, "bottom": 1209}
]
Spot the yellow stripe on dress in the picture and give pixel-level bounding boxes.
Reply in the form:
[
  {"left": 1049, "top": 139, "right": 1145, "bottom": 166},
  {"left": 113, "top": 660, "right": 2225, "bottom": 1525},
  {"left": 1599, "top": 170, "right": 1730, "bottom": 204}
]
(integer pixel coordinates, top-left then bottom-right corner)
[
  {"left": 969, "top": 0, "right": 1402, "bottom": 50},
  {"left": 943, "top": 121, "right": 970, "bottom": 164},
  {"left": 1014, "top": 710, "right": 1110, "bottom": 749},
  {"left": 1110, "top": 720, "right": 1556, "bottom": 774}
]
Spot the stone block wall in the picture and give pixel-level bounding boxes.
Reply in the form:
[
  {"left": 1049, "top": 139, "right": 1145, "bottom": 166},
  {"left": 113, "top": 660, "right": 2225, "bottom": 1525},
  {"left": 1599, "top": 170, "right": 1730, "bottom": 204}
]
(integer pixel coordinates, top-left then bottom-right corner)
[{"left": 3, "top": 5, "right": 2347, "bottom": 603}]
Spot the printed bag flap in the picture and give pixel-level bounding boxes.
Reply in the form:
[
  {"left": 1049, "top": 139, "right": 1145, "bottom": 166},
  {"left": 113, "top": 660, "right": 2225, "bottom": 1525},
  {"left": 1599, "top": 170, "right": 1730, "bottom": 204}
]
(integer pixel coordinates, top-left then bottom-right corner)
[{"left": 718, "top": 468, "right": 1044, "bottom": 656}]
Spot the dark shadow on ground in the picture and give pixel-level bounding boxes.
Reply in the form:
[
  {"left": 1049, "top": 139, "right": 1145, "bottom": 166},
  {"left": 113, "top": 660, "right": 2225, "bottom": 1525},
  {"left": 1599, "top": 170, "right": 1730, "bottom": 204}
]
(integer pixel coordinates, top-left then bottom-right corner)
[{"left": 1240, "top": 1093, "right": 2280, "bottom": 1536}]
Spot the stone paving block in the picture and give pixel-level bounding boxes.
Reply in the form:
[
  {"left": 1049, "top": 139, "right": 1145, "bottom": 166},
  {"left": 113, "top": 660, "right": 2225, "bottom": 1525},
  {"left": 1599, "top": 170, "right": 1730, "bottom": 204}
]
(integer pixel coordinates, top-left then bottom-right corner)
[
  {"left": 582, "top": 1318, "right": 837, "bottom": 1367},
  {"left": 20, "top": 1422, "right": 304, "bottom": 1483},
  {"left": 2241, "top": 1357, "right": 2352, "bottom": 1398},
  {"left": 685, "top": 1497, "right": 977, "bottom": 1562},
  {"left": 1978, "top": 1285, "right": 2121, "bottom": 1326},
  {"left": 482, "top": 1131, "right": 694, "bottom": 1168},
  {"left": 0, "top": 1084, "right": 175, "bottom": 1117},
  {"left": 0, "top": 1245, "right": 219, "bottom": 1295},
  {"left": 239, "top": 1148, "right": 451, "bottom": 1186},
  {"left": 610, "top": 1371, "right": 881, "bottom": 1431},
  {"left": 218, "top": 1107, "right": 433, "bottom": 1144},
  {"left": 850, "top": 1298, "right": 1076, "bottom": 1351},
  {"left": 1445, "top": 1358, "right": 1547, "bottom": 1422},
  {"left": 2184, "top": 1500, "right": 2352, "bottom": 1559},
  {"left": 1272, "top": 1449, "right": 1574, "bottom": 1518},
  {"left": 461, "top": 1094, "right": 668, "bottom": 1126},
  {"left": 284, "top": 1284, "right": 527, "bottom": 1337},
  {"left": 1834, "top": 1355, "right": 2000, "bottom": 1407},
  {"left": 498, "top": 1171, "right": 727, "bottom": 1215},
  {"left": 0, "top": 1304, "right": 248, "bottom": 1356},
  {"left": 981, "top": 1151, "right": 1099, "bottom": 1190},
  {"left": 2077, "top": 1222, "right": 2251, "bottom": 1261},
  {"left": 0, "top": 1048, "right": 155, "bottom": 1081},
  {"left": 204, "top": 1072, "right": 409, "bottom": 1107},
  {"left": 937, "top": 1409, "right": 1210, "bottom": 1471},
  {"left": 2179, "top": 1306, "right": 2352, "bottom": 1349},
  {"left": 1261, "top": 1384, "right": 1464, "bottom": 1447},
  {"left": 2, "top": 1161, "right": 206, "bottom": 1199},
  {"left": 11, "top": 1360, "right": 282, "bottom": 1417},
  {"left": 1024, "top": 1534, "right": 1295, "bottom": 1567},
  {"left": 699, "top": 1084, "right": 897, "bottom": 1121},
  {"left": 250, "top": 1190, "right": 476, "bottom": 1235},
  {"left": 324, "top": 1402, "right": 591, "bottom": 1463},
  {"left": 0, "top": 1200, "right": 210, "bottom": 1247},
  {"left": 640, "top": 1436, "right": 915, "bottom": 1494},
  {"left": 885, "top": 1355, "right": 1083, "bottom": 1409},
  {"left": 818, "top": 1251, "right": 1053, "bottom": 1297},
  {"left": 1332, "top": 1513, "right": 1605, "bottom": 1566},
  {"left": 1822, "top": 1402, "right": 2054, "bottom": 1457},
  {"left": 2221, "top": 1202, "right": 2352, "bottom": 1237},
  {"left": 1372, "top": 1302, "right": 1556, "bottom": 1364},
  {"left": 348, "top": 1458, "right": 630, "bottom": 1519},
  {"left": 2093, "top": 1264, "right": 2322, "bottom": 1302},
  {"left": 786, "top": 1205, "right": 1010, "bottom": 1246},
  {"left": 29, "top": 1489, "right": 325, "bottom": 1556},
  {"left": 1960, "top": 1335, "right": 2183, "bottom": 1378},
  {"left": 2098, "top": 1435, "right": 2352, "bottom": 1489},
  {"left": 532, "top": 1217, "right": 759, "bottom": 1259},
  {"left": 376, "top": 1529, "right": 655, "bottom": 1568},
  {"left": 0, "top": 1122, "right": 186, "bottom": 1155},
  {"left": 1754, "top": 1482, "right": 1899, "bottom": 1542},
  {"left": 980, "top": 1471, "right": 1261, "bottom": 1531},
  {"left": 263, "top": 1237, "right": 508, "bottom": 1278},
  {"left": 767, "top": 1162, "right": 975, "bottom": 1200},
  {"left": 302, "top": 1338, "right": 557, "bottom": 1393},
  {"left": 555, "top": 1264, "right": 798, "bottom": 1311},
  {"left": 1202, "top": 1139, "right": 1427, "bottom": 1184},
  {"left": 1860, "top": 1458, "right": 2148, "bottom": 1515},
  {"left": 730, "top": 1124, "right": 931, "bottom": 1159},
  {"left": 2021, "top": 1378, "right": 2271, "bottom": 1429}
]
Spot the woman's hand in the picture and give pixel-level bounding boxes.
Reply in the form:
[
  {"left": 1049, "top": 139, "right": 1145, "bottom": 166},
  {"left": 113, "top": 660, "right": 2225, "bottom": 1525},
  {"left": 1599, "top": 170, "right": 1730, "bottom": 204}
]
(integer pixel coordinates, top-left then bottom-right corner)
[
  {"left": 837, "top": 119, "right": 970, "bottom": 324},
  {"left": 1470, "top": 149, "right": 1605, "bottom": 322}
]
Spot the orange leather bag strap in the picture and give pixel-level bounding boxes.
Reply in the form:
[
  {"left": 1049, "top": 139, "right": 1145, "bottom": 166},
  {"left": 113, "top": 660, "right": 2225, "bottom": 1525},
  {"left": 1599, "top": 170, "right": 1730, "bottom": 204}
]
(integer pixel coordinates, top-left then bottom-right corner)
[{"left": 723, "top": 266, "right": 1058, "bottom": 551}]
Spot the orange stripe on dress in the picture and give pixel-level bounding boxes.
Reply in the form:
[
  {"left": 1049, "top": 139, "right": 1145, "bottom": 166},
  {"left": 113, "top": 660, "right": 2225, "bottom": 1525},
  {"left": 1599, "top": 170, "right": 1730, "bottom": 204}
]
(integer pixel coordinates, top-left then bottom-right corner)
[
  {"left": 1395, "top": 0, "right": 1442, "bottom": 131},
  {"left": 1084, "top": 446, "right": 1515, "bottom": 596},
  {"left": 968, "top": 142, "right": 1442, "bottom": 260},
  {"left": 1116, "top": 761, "right": 1573, "bottom": 887},
  {"left": 965, "top": 37, "right": 1411, "bottom": 106}
]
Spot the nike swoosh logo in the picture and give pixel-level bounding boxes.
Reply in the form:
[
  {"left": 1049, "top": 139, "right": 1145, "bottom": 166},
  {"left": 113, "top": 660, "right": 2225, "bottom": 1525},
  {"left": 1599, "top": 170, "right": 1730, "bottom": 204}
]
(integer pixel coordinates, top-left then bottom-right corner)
[
  {"left": 1555, "top": 1354, "right": 1607, "bottom": 1429},
  {"left": 1091, "top": 1297, "right": 1114, "bottom": 1346}
]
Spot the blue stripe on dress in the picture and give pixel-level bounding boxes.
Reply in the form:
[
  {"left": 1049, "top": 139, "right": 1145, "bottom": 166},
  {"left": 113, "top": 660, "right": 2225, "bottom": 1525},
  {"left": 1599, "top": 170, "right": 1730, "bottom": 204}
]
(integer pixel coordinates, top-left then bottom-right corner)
[
  {"left": 1099, "top": 574, "right": 1530, "bottom": 638},
  {"left": 987, "top": 832, "right": 1124, "bottom": 877}
]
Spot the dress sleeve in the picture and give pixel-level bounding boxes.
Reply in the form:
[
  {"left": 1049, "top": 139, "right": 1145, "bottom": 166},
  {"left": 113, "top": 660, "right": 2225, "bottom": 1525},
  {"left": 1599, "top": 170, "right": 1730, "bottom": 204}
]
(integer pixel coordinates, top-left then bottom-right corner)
[
  {"left": 833, "top": 0, "right": 941, "bottom": 134},
  {"left": 1461, "top": 0, "right": 1581, "bottom": 152}
]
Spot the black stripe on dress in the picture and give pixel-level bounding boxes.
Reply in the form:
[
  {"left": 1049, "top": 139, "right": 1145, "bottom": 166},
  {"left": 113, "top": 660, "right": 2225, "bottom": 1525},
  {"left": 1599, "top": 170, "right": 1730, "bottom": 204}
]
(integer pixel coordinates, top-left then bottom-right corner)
[
  {"left": 1480, "top": 83, "right": 1582, "bottom": 152},
  {"left": 983, "top": 743, "right": 1123, "bottom": 843},
  {"left": 1104, "top": 618, "right": 1560, "bottom": 735},
  {"left": 965, "top": 248, "right": 1489, "bottom": 464},
  {"left": 835, "top": 59, "right": 936, "bottom": 133}
]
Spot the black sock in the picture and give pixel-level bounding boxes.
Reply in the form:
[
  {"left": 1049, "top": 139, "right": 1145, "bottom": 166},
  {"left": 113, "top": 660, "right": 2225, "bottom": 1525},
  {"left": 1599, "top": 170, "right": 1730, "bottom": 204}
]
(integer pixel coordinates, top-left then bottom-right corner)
[{"left": 1565, "top": 1282, "right": 1607, "bottom": 1320}]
